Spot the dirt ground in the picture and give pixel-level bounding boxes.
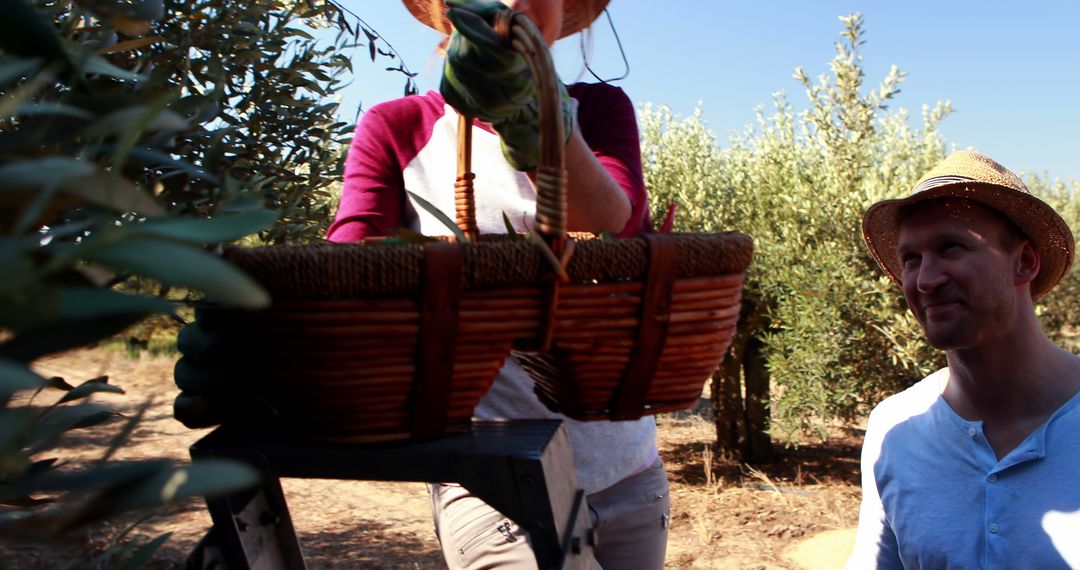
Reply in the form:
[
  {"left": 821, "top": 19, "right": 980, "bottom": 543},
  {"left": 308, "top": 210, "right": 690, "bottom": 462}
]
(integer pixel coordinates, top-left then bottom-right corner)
[{"left": 1, "top": 348, "right": 863, "bottom": 569}]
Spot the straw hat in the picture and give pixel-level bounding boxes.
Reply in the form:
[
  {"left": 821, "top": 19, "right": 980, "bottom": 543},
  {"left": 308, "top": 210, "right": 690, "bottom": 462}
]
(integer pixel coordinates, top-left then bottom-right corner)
[
  {"left": 403, "top": 0, "right": 610, "bottom": 39},
  {"left": 862, "top": 150, "right": 1074, "bottom": 298}
]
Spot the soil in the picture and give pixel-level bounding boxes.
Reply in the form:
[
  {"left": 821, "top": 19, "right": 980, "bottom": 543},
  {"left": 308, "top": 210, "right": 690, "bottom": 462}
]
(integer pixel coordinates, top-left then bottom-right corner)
[{"left": 1, "top": 348, "right": 863, "bottom": 569}]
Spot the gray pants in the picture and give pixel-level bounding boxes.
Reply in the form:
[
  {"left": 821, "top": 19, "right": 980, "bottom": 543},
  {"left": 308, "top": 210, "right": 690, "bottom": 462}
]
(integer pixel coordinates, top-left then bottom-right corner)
[{"left": 430, "top": 460, "right": 670, "bottom": 569}]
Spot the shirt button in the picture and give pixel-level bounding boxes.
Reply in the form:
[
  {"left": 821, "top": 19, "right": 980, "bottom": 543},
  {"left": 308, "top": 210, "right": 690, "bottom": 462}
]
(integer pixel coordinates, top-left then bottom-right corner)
[
  {"left": 968, "top": 427, "right": 977, "bottom": 437},
  {"left": 988, "top": 474, "right": 998, "bottom": 483},
  {"left": 989, "top": 523, "right": 999, "bottom": 533}
]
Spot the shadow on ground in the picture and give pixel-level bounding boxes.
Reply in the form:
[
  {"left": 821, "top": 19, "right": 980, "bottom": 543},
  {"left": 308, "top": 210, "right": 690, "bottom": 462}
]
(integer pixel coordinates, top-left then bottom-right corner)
[
  {"left": 660, "top": 407, "right": 863, "bottom": 490},
  {"left": 297, "top": 522, "right": 445, "bottom": 568},
  {"left": 1, "top": 514, "right": 445, "bottom": 569}
]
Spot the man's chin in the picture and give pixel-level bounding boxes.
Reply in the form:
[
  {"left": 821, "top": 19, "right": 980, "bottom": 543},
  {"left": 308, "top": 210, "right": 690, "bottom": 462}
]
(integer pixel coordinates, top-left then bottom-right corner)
[{"left": 924, "top": 329, "right": 969, "bottom": 351}]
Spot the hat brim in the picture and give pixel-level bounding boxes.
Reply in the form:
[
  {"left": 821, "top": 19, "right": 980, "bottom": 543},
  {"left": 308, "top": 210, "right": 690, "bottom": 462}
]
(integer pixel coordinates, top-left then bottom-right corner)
[
  {"left": 862, "top": 181, "right": 1075, "bottom": 299},
  {"left": 403, "top": 0, "right": 610, "bottom": 39}
]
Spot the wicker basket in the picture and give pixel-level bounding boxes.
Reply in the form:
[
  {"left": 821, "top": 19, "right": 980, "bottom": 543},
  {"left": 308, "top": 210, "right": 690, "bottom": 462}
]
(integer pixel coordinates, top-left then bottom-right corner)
[
  {"left": 193, "top": 240, "right": 530, "bottom": 442},
  {"left": 187, "top": 9, "right": 752, "bottom": 441},
  {"left": 518, "top": 270, "right": 747, "bottom": 421}
]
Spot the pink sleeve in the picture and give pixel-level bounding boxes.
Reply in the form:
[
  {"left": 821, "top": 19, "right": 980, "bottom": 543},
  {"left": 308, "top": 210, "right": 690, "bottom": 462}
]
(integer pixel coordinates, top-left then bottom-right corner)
[
  {"left": 326, "top": 107, "right": 405, "bottom": 242},
  {"left": 570, "top": 83, "right": 650, "bottom": 237}
]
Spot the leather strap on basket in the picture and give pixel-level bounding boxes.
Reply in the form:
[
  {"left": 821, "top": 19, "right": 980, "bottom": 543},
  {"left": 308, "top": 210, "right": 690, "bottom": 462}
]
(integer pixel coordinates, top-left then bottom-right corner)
[
  {"left": 613, "top": 233, "right": 678, "bottom": 420},
  {"left": 410, "top": 242, "right": 464, "bottom": 438}
]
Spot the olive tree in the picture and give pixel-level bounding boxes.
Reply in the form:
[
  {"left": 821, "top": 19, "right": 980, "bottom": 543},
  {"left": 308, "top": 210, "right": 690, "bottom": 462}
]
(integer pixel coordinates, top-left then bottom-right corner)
[
  {"left": 642, "top": 14, "right": 951, "bottom": 459},
  {"left": 0, "top": 0, "right": 400, "bottom": 561}
]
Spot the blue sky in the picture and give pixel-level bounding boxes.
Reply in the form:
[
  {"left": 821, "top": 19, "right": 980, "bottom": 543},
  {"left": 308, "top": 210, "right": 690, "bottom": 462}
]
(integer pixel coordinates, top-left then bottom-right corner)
[{"left": 335, "top": 1, "right": 1079, "bottom": 181}]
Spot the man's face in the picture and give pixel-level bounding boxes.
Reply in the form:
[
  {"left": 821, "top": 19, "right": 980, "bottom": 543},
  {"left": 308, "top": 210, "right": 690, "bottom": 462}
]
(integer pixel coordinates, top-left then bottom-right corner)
[{"left": 896, "top": 199, "right": 1025, "bottom": 350}]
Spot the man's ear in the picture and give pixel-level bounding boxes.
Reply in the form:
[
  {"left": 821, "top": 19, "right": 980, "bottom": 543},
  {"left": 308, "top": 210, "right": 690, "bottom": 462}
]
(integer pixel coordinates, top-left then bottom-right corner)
[{"left": 1015, "top": 241, "right": 1040, "bottom": 286}]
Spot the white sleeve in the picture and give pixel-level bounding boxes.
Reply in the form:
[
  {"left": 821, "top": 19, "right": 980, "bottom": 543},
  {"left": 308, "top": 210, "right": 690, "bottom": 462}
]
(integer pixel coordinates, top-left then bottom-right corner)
[{"left": 845, "top": 408, "right": 904, "bottom": 570}]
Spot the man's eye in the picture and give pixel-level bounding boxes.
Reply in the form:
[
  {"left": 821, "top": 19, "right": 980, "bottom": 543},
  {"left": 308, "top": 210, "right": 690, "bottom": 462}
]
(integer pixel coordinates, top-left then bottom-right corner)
[{"left": 900, "top": 254, "right": 918, "bottom": 268}]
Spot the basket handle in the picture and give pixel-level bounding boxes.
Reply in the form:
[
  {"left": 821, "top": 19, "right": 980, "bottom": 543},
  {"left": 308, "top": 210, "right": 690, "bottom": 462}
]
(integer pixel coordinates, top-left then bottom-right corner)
[
  {"left": 455, "top": 113, "right": 479, "bottom": 242},
  {"left": 453, "top": 9, "right": 567, "bottom": 253}
]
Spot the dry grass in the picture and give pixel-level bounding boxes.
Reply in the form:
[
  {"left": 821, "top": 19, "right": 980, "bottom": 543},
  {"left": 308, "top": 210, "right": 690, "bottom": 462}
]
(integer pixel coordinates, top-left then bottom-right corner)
[{"left": 657, "top": 413, "right": 861, "bottom": 569}]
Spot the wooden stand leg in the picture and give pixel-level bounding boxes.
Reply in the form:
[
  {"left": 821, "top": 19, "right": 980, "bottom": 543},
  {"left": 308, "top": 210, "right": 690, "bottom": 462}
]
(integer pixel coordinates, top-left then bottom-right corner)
[
  {"left": 190, "top": 448, "right": 307, "bottom": 569},
  {"left": 186, "top": 528, "right": 224, "bottom": 570}
]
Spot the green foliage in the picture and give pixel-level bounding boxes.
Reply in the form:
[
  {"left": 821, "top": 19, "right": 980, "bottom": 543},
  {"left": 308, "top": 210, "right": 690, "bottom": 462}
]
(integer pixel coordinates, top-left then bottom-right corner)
[
  {"left": 0, "top": 0, "right": 352, "bottom": 560},
  {"left": 1027, "top": 176, "right": 1080, "bottom": 353},
  {"left": 11, "top": 0, "right": 357, "bottom": 243},
  {"left": 0, "top": 379, "right": 258, "bottom": 543},
  {"left": 642, "top": 13, "right": 951, "bottom": 441},
  {"left": 136, "top": 0, "right": 359, "bottom": 243},
  {"left": 22, "top": 0, "right": 410, "bottom": 351},
  {"left": 0, "top": 3, "right": 415, "bottom": 556},
  {"left": 11, "top": 0, "right": 406, "bottom": 246}
]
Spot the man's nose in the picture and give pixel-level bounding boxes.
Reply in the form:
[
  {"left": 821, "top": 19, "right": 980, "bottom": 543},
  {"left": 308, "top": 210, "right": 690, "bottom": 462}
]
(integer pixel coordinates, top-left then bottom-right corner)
[{"left": 916, "top": 257, "right": 948, "bottom": 293}]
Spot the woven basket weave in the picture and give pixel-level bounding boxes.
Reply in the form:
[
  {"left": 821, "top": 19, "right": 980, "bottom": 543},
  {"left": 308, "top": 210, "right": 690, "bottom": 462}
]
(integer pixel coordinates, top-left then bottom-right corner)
[{"left": 191, "top": 10, "right": 753, "bottom": 441}]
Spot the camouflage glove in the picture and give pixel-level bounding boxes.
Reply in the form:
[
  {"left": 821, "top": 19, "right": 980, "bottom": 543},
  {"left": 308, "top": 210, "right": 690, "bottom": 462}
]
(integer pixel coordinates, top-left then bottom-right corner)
[
  {"left": 440, "top": 0, "right": 576, "bottom": 171},
  {"left": 173, "top": 316, "right": 274, "bottom": 429}
]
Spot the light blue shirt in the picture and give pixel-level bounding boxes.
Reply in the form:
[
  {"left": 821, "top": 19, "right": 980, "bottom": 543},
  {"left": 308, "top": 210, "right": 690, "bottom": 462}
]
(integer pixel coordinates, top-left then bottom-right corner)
[{"left": 847, "top": 369, "right": 1080, "bottom": 569}]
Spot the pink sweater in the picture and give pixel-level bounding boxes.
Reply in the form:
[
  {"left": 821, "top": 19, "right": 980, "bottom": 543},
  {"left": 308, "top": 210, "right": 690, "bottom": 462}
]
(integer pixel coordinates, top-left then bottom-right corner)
[{"left": 328, "top": 83, "right": 649, "bottom": 241}]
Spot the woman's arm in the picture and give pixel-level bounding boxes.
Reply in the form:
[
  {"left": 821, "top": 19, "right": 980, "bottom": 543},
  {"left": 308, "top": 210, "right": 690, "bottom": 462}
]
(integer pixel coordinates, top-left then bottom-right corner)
[
  {"left": 329, "top": 87, "right": 647, "bottom": 241},
  {"left": 563, "top": 123, "right": 632, "bottom": 233},
  {"left": 564, "top": 83, "right": 649, "bottom": 237},
  {"left": 326, "top": 106, "right": 407, "bottom": 243}
]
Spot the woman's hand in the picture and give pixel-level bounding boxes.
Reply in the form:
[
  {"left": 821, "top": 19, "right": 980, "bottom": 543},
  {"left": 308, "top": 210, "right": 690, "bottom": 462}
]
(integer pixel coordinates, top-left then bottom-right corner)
[{"left": 440, "top": 0, "right": 575, "bottom": 171}]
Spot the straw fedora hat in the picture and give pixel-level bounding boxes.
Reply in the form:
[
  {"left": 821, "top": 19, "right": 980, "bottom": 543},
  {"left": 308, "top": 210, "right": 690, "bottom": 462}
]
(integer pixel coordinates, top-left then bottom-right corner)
[
  {"left": 862, "top": 150, "right": 1074, "bottom": 299},
  {"left": 403, "top": 0, "right": 610, "bottom": 39}
]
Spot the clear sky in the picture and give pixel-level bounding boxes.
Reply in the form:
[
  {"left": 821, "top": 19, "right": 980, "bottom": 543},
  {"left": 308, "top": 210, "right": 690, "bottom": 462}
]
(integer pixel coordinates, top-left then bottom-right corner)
[{"left": 335, "top": 1, "right": 1080, "bottom": 181}]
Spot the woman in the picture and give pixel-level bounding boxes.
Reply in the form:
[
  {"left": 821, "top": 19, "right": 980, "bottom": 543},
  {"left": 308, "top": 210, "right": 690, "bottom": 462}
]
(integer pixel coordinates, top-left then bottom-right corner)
[{"left": 327, "top": 1, "right": 669, "bottom": 567}]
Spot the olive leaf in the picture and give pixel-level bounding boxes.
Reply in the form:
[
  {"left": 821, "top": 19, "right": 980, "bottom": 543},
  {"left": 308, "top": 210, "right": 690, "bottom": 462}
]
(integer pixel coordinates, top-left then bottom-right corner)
[
  {"left": 80, "top": 238, "right": 270, "bottom": 309},
  {"left": 406, "top": 189, "right": 469, "bottom": 243},
  {"left": 56, "top": 377, "right": 125, "bottom": 404},
  {"left": 136, "top": 209, "right": 277, "bottom": 244},
  {"left": 0, "top": 358, "right": 45, "bottom": 399}
]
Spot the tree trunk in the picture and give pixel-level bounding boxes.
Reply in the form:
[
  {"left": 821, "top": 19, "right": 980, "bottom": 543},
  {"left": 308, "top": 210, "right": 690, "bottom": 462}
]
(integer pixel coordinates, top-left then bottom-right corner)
[
  {"left": 712, "top": 338, "right": 748, "bottom": 461},
  {"left": 742, "top": 336, "right": 773, "bottom": 461},
  {"left": 711, "top": 303, "right": 774, "bottom": 462}
]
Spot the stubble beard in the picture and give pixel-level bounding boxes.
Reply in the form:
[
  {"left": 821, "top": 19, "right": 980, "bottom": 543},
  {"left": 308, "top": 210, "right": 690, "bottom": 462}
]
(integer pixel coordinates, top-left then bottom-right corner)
[{"left": 917, "top": 281, "right": 1014, "bottom": 352}]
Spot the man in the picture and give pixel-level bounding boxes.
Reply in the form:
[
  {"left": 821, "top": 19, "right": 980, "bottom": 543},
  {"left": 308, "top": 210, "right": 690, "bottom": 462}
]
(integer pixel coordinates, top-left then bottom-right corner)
[{"left": 847, "top": 151, "right": 1080, "bottom": 568}]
